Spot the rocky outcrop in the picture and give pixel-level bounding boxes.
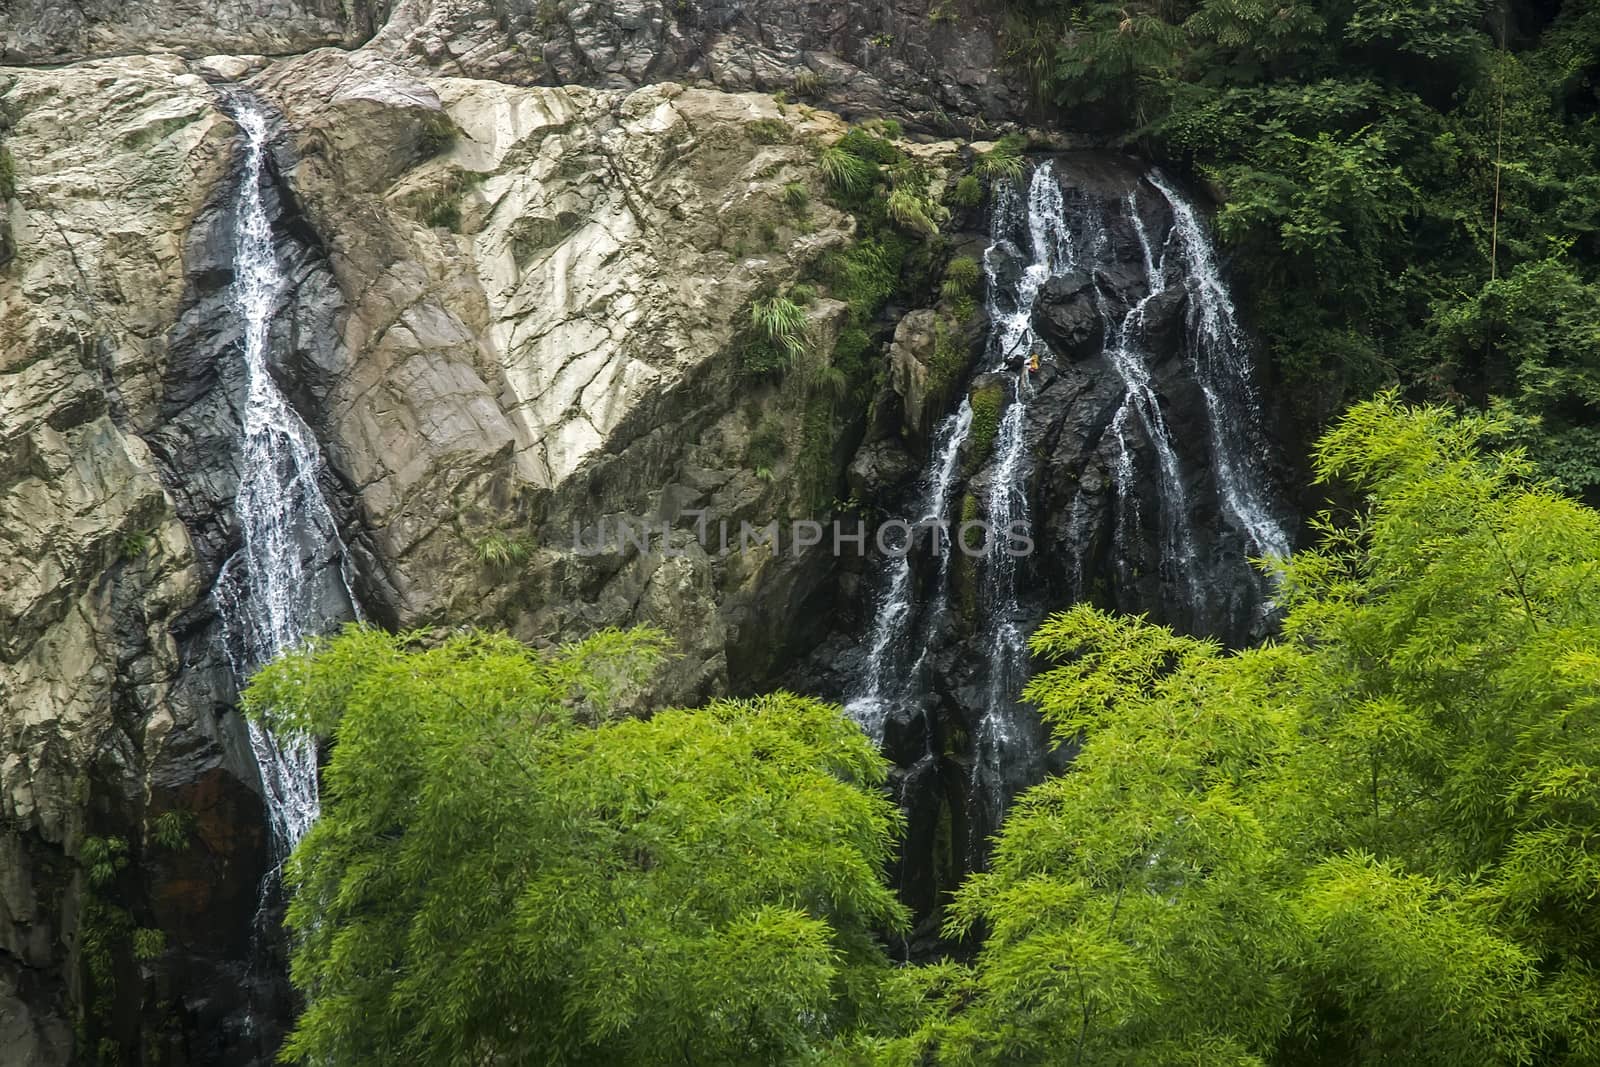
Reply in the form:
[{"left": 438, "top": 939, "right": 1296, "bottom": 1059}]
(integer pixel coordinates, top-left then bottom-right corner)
[
  {"left": 246, "top": 46, "right": 953, "bottom": 701},
  {"left": 5, "top": 0, "right": 1027, "bottom": 135},
  {"left": 369, "top": 0, "right": 1024, "bottom": 129},
  {"left": 0, "top": 57, "right": 291, "bottom": 1064},
  {"left": 1, "top": 33, "right": 975, "bottom": 1059},
  {"left": 1, "top": 0, "right": 381, "bottom": 64}
]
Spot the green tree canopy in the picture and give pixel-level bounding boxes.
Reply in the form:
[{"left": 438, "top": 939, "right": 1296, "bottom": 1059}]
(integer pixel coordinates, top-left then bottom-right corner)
[
  {"left": 243, "top": 627, "right": 908, "bottom": 1066},
  {"left": 872, "top": 397, "right": 1600, "bottom": 1065}
]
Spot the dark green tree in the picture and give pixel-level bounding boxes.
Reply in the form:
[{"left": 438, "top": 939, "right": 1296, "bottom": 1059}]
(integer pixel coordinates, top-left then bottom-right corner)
[{"left": 1004, "top": 0, "right": 1600, "bottom": 494}]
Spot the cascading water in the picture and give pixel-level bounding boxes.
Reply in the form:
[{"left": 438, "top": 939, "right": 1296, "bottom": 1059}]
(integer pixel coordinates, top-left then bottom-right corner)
[
  {"left": 837, "top": 156, "right": 1292, "bottom": 892},
  {"left": 1098, "top": 194, "right": 1200, "bottom": 597},
  {"left": 845, "top": 163, "right": 1077, "bottom": 863},
  {"left": 1148, "top": 171, "right": 1291, "bottom": 560},
  {"left": 213, "top": 104, "right": 360, "bottom": 858},
  {"left": 1098, "top": 176, "right": 1291, "bottom": 601},
  {"left": 968, "top": 163, "right": 1075, "bottom": 850},
  {"left": 848, "top": 399, "right": 973, "bottom": 744}
]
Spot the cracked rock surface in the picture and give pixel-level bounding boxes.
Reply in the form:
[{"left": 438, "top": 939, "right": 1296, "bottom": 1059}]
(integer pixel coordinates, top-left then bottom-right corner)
[{"left": 0, "top": 15, "right": 972, "bottom": 1056}]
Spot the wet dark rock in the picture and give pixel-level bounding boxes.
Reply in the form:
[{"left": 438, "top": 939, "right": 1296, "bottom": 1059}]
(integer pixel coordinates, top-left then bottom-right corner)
[
  {"left": 1032, "top": 271, "right": 1101, "bottom": 359},
  {"left": 797, "top": 155, "right": 1298, "bottom": 927},
  {"left": 848, "top": 437, "right": 919, "bottom": 503}
]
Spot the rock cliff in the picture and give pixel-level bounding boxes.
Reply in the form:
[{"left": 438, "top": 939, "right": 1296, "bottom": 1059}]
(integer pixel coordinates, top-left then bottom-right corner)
[
  {"left": 0, "top": 1, "right": 1292, "bottom": 1061},
  {"left": 0, "top": 4, "right": 984, "bottom": 1057}
]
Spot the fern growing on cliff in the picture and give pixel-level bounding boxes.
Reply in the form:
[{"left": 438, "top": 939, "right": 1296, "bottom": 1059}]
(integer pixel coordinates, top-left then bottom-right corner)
[
  {"left": 886, "top": 188, "right": 942, "bottom": 235},
  {"left": 973, "top": 135, "right": 1027, "bottom": 182},
  {"left": 941, "top": 256, "right": 981, "bottom": 301},
  {"left": 820, "top": 145, "right": 875, "bottom": 194},
  {"left": 751, "top": 294, "right": 809, "bottom": 363}
]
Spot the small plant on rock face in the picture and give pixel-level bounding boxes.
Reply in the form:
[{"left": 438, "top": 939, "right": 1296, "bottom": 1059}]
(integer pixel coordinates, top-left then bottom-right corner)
[
  {"left": 942, "top": 255, "right": 981, "bottom": 301},
  {"left": 928, "top": 316, "right": 970, "bottom": 396},
  {"left": 748, "top": 117, "right": 791, "bottom": 144},
  {"left": 887, "top": 188, "right": 942, "bottom": 236},
  {"left": 819, "top": 146, "right": 875, "bottom": 194},
  {"left": 80, "top": 836, "right": 128, "bottom": 889},
  {"left": 836, "top": 128, "right": 902, "bottom": 164},
  {"left": 416, "top": 122, "right": 457, "bottom": 160},
  {"left": 426, "top": 199, "right": 461, "bottom": 231},
  {"left": 150, "top": 810, "right": 193, "bottom": 851},
  {"left": 751, "top": 294, "right": 808, "bottom": 362},
  {"left": 950, "top": 173, "right": 984, "bottom": 207},
  {"left": 975, "top": 134, "right": 1027, "bottom": 182},
  {"left": 782, "top": 181, "right": 810, "bottom": 211},
  {"left": 474, "top": 533, "right": 530, "bottom": 569},
  {"left": 806, "top": 361, "right": 851, "bottom": 404},
  {"left": 119, "top": 529, "right": 153, "bottom": 560},
  {"left": 792, "top": 69, "right": 823, "bottom": 97},
  {"left": 131, "top": 928, "right": 166, "bottom": 961},
  {"left": 747, "top": 415, "right": 788, "bottom": 471}
]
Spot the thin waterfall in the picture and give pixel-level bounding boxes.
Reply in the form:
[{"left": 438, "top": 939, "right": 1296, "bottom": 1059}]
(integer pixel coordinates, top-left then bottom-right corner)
[
  {"left": 847, "top": 399, "right": 973, "bottom": 744},
  {"left": 900, "top": 399, "right": 976, "bottom": 701},
  {"left": 1100, "top": 181, "right": 1291, "bottom": 600},
  {"left": 968, "top": 163, "right": 1074, "bottom": 850},
  {"left": 1146, "top": 171, "right": 1291, "bottom": 560},
  {"left": 213, "top": 104, "right": 359, "bottom": 858},
  {"left": 1100, "top": 195, "right": 1199, "bottom": 597},
  {"left": 1109, "top": 405, "right": 1143, "bottom": 591}
]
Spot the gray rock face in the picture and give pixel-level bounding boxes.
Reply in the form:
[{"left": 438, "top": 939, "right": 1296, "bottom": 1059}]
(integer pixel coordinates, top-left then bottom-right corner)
[
  {"left": 244, "top": 48, "right": 967, "bottom": 703},
  {"left": 4, "top": 0, "right": 1028, "bottom": 129},
  {"left": 0, "top": 0, "right": 380, "bottom": 64},
  {"left": 370, "top": 0, "right": 1024, "bottom": 129},
  {"left": 0, "top": 33, "right": 971, "bottom": 1059}
]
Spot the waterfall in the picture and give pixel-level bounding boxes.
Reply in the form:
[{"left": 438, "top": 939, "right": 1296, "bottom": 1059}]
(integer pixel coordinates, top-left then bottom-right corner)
[
  {"left": 1099, "top": 193, "right": 1200, "bottom": 599},
  {"left": 1100, "top": 178, "right": 1292, "bottom": 590},
  {"left": 844, "top": 163, "right": 1076, "bottom": 859},
  {"left": 968, "top": 163, "right": 1074, "bottom": 848},
  {"left": 847, "top": 399, "right": 973, "bottom": 744},
  {"left": 213, "top": 105, "right": 359, "bottom": 857},
  {"left": 840, "top": 156, "right": 1291, "bottom": 886},
  {"left": 1147, "top": 171, "right": 1291, "bottom": 560}
]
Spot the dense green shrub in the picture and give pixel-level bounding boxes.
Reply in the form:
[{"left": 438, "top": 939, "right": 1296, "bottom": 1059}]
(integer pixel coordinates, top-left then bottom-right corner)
[{"left": 247, "top": 401, "right": 1600, "bottom": 1063}]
